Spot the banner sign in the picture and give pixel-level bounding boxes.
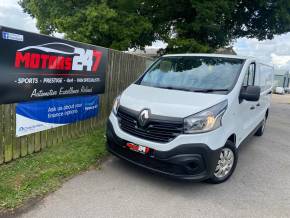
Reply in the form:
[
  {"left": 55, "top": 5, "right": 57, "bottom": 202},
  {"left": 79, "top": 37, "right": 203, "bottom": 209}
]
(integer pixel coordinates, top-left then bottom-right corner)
[
  {"left": 16, "top": 95, "right": 99, "bottom": 137},
  {"left": 0, "top": 26, "right": 108, "bottom": 104}
]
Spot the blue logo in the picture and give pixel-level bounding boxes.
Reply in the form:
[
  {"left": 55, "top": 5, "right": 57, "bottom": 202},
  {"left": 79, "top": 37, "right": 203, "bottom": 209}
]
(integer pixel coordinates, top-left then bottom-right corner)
[
  {"left": 2, "top": 31, "right": 23, "bottom": 41},
  {"left": 2, "top": 32, "right": 9, "bottom": 40}
]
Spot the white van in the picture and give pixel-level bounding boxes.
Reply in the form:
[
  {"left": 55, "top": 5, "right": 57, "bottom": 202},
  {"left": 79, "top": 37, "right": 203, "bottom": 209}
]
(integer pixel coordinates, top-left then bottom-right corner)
[{"left": 106, "top": 54, "right": 273, "bottom": 183}]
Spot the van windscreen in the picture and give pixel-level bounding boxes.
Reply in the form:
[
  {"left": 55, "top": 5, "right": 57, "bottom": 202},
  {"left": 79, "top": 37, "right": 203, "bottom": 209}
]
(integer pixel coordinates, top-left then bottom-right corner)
[{"left": 139, "top": 56, "right": 244, "bottom": 93}]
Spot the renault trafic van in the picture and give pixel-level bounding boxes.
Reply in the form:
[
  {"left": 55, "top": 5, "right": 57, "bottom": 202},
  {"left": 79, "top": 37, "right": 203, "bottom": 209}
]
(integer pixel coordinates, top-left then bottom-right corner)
[{"left": 106, "top": 54, "right": 273, "bottom": 183}]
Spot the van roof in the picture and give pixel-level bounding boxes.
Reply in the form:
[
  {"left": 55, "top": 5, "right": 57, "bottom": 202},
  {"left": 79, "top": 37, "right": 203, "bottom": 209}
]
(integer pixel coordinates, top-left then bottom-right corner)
[
  {"left": 163, "top": 53, "right": 250, "bottom": 60},
  {"left": 162, "top": 53, "right": 274, "bottom": 68}
]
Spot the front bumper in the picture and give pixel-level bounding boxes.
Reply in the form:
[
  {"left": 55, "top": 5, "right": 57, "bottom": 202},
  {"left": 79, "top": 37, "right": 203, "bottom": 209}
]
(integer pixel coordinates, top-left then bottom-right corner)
[{"left": 106, "top": 120, "right": 221, "bottom": 181}]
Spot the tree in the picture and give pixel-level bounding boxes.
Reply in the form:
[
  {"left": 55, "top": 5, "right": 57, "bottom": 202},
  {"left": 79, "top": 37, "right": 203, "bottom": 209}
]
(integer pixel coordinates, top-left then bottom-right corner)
[
  {"left": 20, "top": 0, "right": 290, "bottom": 53},
  {"left": 19, "top": 0, "right": 155, "bottom": 50}
]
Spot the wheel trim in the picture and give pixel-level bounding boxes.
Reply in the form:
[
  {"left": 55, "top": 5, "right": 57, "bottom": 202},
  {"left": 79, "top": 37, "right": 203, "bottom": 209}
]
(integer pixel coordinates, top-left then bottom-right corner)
[{"left": 214, "top": 148, "right": 234, "bottom": 179}]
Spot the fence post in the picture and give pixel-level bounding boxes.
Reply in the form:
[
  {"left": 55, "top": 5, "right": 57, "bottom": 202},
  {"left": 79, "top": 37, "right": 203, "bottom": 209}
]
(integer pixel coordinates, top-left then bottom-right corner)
[
  {"left": 4, "top": 104, "right": 13, "bottom": 162},
  {"left": 0, "top": 105, "right": 3, "bottom": 164},
  {"left": 12, "top": 104, "right": 21, "bottom": 159}
]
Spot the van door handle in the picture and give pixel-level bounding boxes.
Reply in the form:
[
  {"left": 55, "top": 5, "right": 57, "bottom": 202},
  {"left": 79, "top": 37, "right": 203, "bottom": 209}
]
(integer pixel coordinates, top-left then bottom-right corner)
[
  {"left": 250, "top": 106, "right": 255, "bottom": 110},
  {"left": 267, "top": 91, "right": 272, "bottom": 95},
  {"left": 256, "top": 103, "right": 260, "bottom": 107}
]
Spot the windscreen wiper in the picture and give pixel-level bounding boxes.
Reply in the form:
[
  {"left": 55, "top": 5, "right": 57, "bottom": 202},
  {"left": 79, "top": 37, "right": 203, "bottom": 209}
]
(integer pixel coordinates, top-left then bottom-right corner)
[
  {"left": 193, "top": 89, "right": 229, "bottom": 93},
  {"left": 158, "top": 86, "right": 193, "bottom": 92}
]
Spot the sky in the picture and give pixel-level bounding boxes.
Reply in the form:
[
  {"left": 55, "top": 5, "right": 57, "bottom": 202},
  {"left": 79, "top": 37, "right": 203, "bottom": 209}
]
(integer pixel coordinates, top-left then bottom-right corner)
[{"left": 1, "top": 0, "right": 290, "bottom": 72}]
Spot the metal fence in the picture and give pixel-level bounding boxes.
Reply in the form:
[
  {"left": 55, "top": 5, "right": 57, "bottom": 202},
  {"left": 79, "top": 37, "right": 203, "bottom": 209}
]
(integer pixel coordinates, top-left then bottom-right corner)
[{"left": 0, "top": 49, "right": 151, "bottom": 164}]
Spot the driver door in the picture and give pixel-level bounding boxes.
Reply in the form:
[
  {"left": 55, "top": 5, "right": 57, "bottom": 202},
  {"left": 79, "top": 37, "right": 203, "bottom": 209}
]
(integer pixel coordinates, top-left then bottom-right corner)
[{"left": 238, "top": 63, "right": 260, "bottom": 141}]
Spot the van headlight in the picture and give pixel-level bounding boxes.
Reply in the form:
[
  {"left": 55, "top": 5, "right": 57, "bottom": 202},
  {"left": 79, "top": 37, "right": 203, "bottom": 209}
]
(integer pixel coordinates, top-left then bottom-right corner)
[
  {"left": 112, "top": 96, "right": 121, "bottom": 115},
  {"left": 184, "top": 100, "right": 228, "bottom": 134}
]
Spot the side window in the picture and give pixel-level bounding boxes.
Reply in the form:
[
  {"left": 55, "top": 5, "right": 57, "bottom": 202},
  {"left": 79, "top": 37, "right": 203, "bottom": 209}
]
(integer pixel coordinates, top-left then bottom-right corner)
[
  {"left": 260, "top": 65, "right": 274, "bottom": 92},
  {"left": 243, "top": 63, "right": 255, "bottom": 86}
]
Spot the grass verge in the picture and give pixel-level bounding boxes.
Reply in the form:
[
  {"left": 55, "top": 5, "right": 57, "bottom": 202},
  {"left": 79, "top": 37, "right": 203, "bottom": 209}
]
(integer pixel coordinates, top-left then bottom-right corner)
[{"left": 0, "top": 127, "right": 107, "bottom": 212}]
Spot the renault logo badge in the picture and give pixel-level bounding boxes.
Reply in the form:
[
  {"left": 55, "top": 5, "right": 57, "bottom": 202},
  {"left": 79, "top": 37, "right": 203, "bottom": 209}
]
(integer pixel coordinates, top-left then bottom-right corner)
[{"left": 138, "top": 109, "right": 150, "bottom": 127}]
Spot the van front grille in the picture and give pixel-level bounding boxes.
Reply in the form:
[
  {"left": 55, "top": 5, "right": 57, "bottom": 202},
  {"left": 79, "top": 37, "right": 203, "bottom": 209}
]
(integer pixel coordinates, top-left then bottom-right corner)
[{"left": 117, "top": 107, "right": 184, "bottom": 143}]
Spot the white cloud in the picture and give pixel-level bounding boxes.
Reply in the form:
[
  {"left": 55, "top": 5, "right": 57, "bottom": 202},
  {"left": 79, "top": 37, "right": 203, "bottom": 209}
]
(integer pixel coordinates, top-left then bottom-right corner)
[
  {"left": 0, "top": 0, "right": 19, "bottom": 8},
  {"left": 271, "top": 53, "right": 290, "bottom": 68},
  {"left": 234, "top": 33, "right": 290, "bottom": 71},
  {"left": 0, "top": 0, "right": 38, "bottom": 33},
  {"left": 146, "top": 40, "right": 167, "bottom": 49}
]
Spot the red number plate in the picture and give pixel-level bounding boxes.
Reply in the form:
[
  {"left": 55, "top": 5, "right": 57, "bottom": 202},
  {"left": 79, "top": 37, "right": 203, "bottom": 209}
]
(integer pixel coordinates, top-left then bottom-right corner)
[{"left": 126, "top": 142, "right": 150, "bottom": 154}]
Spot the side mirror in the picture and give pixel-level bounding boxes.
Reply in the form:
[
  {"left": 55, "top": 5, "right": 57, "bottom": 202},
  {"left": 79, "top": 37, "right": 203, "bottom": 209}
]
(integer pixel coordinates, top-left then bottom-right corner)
[{"left": 240, "top": 85, "right": 261, "bottom": 102}]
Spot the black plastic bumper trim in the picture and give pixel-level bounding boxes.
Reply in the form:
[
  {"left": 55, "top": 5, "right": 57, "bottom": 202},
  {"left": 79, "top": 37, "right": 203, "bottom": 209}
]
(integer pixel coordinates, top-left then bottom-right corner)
[{"left": 106, "top": 120, "right": 221, "bottom": 181}]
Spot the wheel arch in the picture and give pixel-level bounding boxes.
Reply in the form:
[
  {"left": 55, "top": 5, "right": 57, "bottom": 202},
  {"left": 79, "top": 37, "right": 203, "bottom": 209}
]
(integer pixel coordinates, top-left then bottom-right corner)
[
  {"left": 227, "top": 133, "right": 236, "bottom": 146},
  {"left": 266, "top": 108, "right": 269, "bottom": 119}
]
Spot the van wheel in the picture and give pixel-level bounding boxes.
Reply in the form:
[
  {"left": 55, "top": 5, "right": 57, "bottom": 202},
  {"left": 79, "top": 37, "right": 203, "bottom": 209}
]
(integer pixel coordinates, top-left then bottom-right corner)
[
  {"left": 255, "top": 117, "right": 266, "bottom": 136},
  {"left": 206, "top": 141, "right": 238, "bottom": 184}
]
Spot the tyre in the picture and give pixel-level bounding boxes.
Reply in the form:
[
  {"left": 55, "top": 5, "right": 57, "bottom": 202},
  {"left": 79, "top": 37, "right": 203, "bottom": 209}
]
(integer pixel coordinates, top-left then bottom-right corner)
[
  {"left": 206, "top": 140, "right": 238, "bottom": 184},
  {"left": 255, "top": 116, "right": 266, "bottom": 136}
]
